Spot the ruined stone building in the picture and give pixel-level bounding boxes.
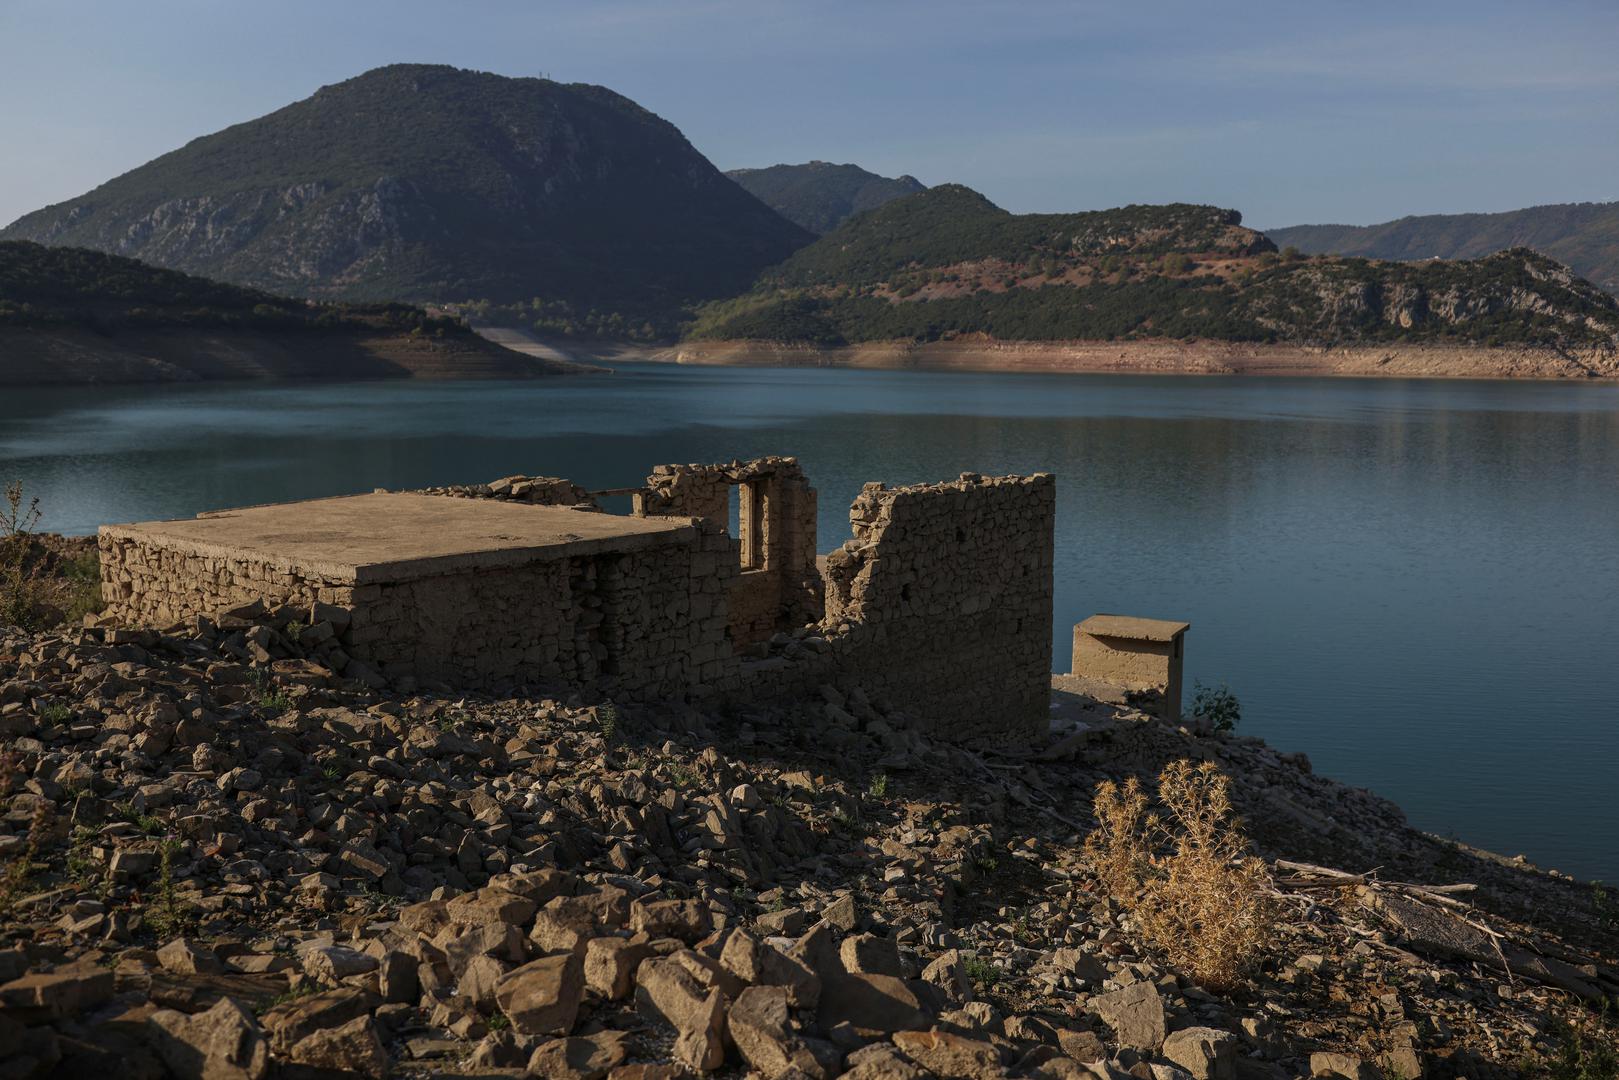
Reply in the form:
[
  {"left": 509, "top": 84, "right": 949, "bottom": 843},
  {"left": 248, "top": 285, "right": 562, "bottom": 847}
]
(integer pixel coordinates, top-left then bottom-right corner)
[{"left": 99, "top": 458, "right": 1056, "bottom": 741}]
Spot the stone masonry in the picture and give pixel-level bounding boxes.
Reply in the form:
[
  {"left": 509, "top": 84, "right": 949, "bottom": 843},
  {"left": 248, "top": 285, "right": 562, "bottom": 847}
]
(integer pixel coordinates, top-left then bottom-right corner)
[
  {"left": 724, "top": 472, "right": 1057, "bottom": 742},
  {"left": 633, "top": 457, "right": 821, "bottom": 648},
  {"left": 100, "top": 494, "right": 738, "bottom": 699},
  {"left": 99, "top": 461, "right": 1057, "bottom": 741}
]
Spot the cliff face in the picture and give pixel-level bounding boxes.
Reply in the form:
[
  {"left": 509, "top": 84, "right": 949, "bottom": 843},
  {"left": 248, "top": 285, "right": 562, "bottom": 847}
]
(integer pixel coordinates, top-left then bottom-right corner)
[{"left": 1, "top": 64, "right": 812, "bottom": 309}]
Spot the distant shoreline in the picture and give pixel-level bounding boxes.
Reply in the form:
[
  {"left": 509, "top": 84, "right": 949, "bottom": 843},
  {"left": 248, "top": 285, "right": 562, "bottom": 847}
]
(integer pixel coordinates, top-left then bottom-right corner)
[
  {"left": 608, "top": 337, "right": 1619, "bottom": 382},
  {"left": 0, "top": 324, "right": 598, "bottom": 386}
]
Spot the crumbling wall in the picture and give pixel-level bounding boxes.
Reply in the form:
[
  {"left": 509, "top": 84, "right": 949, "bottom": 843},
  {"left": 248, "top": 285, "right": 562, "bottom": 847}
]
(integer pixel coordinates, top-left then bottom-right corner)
[
  {"left": 102, "top": 463, "right": 1055, "bottom": 742},
  {"left": 417, "top": 475, "right": 599, "bottom": 509},
  {"left": 636, "top": 457, "right": 821, "bottom": 646},
  {"left": 727, "top": 472, "right": 1056, "bottom": 742}
]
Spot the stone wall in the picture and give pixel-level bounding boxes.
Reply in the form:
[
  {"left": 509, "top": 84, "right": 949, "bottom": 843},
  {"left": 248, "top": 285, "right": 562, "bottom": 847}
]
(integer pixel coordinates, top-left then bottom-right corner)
[
  {"left": 100, "top": 514, "right": 740, "bottom": 700},
  {"left": 348, "top": 522, "right": 738, "bottom": 697},
  {"left": 721, "top": 472, "right": 1056, "bottom": 743},
  {"left": 99, "top": 532, "right": 357, "bottom": 627},
  {"left": 635, "top": 457, "right": 821, "bottom": 647},
  {"left": 100, "top": 463, "right": 1056, "bottom": 743}
]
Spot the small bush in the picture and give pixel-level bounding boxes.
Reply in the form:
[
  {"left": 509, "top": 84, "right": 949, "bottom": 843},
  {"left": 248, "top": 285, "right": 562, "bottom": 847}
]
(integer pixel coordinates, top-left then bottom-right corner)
[
  {"left": 0, "top": 481, "right": 43, "bottom": 630},
  {"left": 1190, "top": 680, "right": 1242, "bottom": 732},
  {"left": 1086, "top": 760, "right": 1277, "bottom": 992},
  {"left": 145, "top": 837, "right": 191, "bottom": 940},
  {"left": 962, "top": 954, "right": 1001, "bottom": 988},
  {"left": 597, "top": 702, "right": 620, "bottom": 745},
  {"left": 1540, "top": 1012, "right": 1619, "bottom": 1080}
]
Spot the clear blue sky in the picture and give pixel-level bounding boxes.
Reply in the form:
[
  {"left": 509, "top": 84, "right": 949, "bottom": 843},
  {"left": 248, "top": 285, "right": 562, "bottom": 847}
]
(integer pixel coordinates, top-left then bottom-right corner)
[{"left": 2, "top": 0, "right": 1615, "bottom": 230}]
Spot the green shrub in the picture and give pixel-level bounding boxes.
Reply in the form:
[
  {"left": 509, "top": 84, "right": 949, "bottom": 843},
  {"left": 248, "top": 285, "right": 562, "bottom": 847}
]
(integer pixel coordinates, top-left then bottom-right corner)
[{"left": 1190, "top": 681, "right": 1242, "bottom": 732}]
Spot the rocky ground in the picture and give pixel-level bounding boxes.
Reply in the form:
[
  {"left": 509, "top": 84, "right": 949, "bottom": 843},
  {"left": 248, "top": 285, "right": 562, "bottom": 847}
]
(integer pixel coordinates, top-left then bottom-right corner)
[{"left": 1, "top": 600, "right": 1617, "bottom": 1079}]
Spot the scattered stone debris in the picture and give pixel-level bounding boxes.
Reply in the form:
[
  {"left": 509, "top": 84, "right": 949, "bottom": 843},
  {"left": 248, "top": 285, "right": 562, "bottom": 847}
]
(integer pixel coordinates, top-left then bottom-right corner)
[{"left": 1, "top": 607, "right": 1617, "bottom": 1078}]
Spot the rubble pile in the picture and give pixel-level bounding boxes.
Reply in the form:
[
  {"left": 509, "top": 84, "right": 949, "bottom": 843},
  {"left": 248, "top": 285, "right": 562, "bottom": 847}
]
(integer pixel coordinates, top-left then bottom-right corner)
[
  {"left": 0, "top": 611, "right": 1616, "bottom": 1078},
  {"left": 414, "top": 477, "right": 600, "bottom": 510}
]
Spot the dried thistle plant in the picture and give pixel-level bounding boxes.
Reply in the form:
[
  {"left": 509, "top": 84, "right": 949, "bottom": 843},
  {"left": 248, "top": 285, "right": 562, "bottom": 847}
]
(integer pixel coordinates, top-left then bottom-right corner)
[{"left": 1086, "top": 759, "right": 1277, "bottom": 992}]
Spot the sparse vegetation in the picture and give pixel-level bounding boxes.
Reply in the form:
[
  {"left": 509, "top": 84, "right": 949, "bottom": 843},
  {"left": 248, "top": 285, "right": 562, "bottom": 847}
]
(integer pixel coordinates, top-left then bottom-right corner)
[
  {"left": 0, "top": 241, "right": 469, "bottom": 337},
  {"left": 0, "top": 803, "right": 47, "bottom": 919},
  {"left": 1593, "top": 883, "right": 1619, "bottom": 931},
  {"left": 1534, "top": 1012, "right": 1619, "bottom": 1080},
  {"left": 1, "top": 481, "right": 43, "bottom": 630},
  {"left": 1190, "top": 680, "right": 1242, "bottom": 732},
  {"left": 144, "top": 837, "right": 190, "bottom": 940},
  {"left": 251, "top": 670, "right": 294, "bottom": 713},
  {"left": 597, "top": 702, "right": 620, "bottom": 746},
  {"left": 689, "top": 184, "right": 1619, "bottom": 352},
  {"left": 962, "top": 954, "right": 1002, "bottom": 988},
  {"left": 1086, "top": 760, "right": 1278, "bottom": 992}
]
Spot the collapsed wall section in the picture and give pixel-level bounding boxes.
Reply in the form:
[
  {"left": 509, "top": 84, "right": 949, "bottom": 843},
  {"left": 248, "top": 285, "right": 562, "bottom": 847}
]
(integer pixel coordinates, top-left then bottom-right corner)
[
  {"left": 729, "top": 472, "right": 1056, "bottom": 742},
  {"left": 416, "top": 475, "right": 599, "bottom": 509}
]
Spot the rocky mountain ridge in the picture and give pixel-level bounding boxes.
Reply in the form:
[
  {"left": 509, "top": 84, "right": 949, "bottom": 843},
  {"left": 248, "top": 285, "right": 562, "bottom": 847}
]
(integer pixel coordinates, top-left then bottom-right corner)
[
  {"left": 1266, "top": 201, "right": 1619, "bottom": 296},
  {"left": 0, "top": 65, "right": 811, "bottom": 316},
  {"left": 727, "top": 162, "right": 928, "bottom": 235},
  {"left": 689, "top": 186, "right": 1619, "bottom": 358}
]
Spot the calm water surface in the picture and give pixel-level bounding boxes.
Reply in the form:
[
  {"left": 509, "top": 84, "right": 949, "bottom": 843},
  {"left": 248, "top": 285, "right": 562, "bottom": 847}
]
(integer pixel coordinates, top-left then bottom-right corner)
[{"left": 3, "top": 364, "right": 1617, "bottom": 879}]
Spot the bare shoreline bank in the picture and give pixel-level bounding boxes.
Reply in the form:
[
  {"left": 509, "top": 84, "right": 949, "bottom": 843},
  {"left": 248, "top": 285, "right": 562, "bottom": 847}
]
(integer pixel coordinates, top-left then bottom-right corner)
[{"left": 584, "top": 337, "right": 1619, "bottom": 382}]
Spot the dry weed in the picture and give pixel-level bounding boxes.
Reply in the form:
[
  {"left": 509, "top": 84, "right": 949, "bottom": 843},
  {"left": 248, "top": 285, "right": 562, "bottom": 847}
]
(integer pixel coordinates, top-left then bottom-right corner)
[{"left": 1086, "top": 759, "right": 1277, "bottom": 992}]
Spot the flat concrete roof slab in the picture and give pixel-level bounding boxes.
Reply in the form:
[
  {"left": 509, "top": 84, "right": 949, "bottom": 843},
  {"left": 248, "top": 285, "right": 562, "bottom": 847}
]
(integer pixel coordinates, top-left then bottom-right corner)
[
  {"left": 100, "top": 493, "right": 695, "bottom": 584},
  {"left": 1076, "top": 614, "right": 1190, "bottom": 642}
]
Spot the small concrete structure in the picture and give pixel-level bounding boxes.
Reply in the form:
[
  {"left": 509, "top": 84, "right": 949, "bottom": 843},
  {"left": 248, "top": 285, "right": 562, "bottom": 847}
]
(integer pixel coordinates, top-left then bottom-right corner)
[{"left": 1070, "top": 614, "right": 1190, "bottom": 722}]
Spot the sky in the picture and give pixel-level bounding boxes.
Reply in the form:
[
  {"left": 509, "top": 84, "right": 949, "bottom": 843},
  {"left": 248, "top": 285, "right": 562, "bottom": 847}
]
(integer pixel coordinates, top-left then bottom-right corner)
[{"left": 1, "top": 0, "right": 1615, "bottom": 230}]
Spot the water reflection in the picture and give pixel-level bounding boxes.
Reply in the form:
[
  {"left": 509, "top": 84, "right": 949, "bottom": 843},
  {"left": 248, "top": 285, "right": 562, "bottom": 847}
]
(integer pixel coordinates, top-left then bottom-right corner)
[{"left": 2, "top": 366, "right": 1618, "bottom": 878}]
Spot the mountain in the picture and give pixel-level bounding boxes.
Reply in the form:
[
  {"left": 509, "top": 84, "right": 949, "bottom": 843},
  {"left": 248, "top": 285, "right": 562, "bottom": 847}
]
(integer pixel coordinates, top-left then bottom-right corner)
[
  {"left": 689, "top": 185, "right": 1619, "bottom": 353},
  {"left": 0, "top": 240, "right": 584, "bottom": 384},
  {"left": 1266, "top": 202, "right": 1619, "bottom": 295},
  {"left": 0, "top": 64, "right": 812, "bottom": 329},
  {"left": 725, "top": 161, "right": 927, "bottom": 234}
]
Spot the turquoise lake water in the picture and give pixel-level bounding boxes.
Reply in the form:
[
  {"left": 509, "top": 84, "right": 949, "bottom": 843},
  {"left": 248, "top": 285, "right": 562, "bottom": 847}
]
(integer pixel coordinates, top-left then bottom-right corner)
[{"left": 3, "top": 363, "right": 1617, "bottom": 880}]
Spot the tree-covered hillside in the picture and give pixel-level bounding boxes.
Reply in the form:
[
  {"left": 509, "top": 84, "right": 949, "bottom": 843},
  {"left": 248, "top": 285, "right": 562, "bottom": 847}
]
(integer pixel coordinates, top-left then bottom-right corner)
[
  {"left": 689, "top": 187, "right": 1619, "bottom": 350},
  {"left": 1266, "top": 201, "right": 1619, "bottom": 295},
  {"left": 0, "top": 241, "right": 463, "bottom": 336},
  {"left": 1, "top": 65, "right": 811, "bottom": 324},
  {"left": 726, "top": 161, "right": 927, "bottom": 234}
]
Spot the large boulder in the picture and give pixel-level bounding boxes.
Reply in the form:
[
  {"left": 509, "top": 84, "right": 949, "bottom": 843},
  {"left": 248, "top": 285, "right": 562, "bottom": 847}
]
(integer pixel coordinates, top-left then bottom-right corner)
[
  {"left": 727, "top": 985, "right": 833, "bottom": 1079},
  {"left": 286, "top": 1015, "right": 390, "bottom": 1074},
  {"left": 495, "top": 953, "right": 586, "bottom": 1036},
  {"left": 1161, "top": 1026, "right": 1239, "bottom": 1080},
  {"left": 635, "top": 956, "right": 726, "bottom": 1071},
  {"left": 147, "top": 997, "right": 269, "bottom": 1080},
  {"left": 1092, "top": 981, "right": 1166, "bottom": 1051}
]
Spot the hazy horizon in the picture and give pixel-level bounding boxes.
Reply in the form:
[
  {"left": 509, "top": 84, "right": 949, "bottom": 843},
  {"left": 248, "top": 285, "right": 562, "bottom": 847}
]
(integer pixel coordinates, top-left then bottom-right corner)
[{"left": 2, "top": 0, "right": 1616, "bottom": 232}]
